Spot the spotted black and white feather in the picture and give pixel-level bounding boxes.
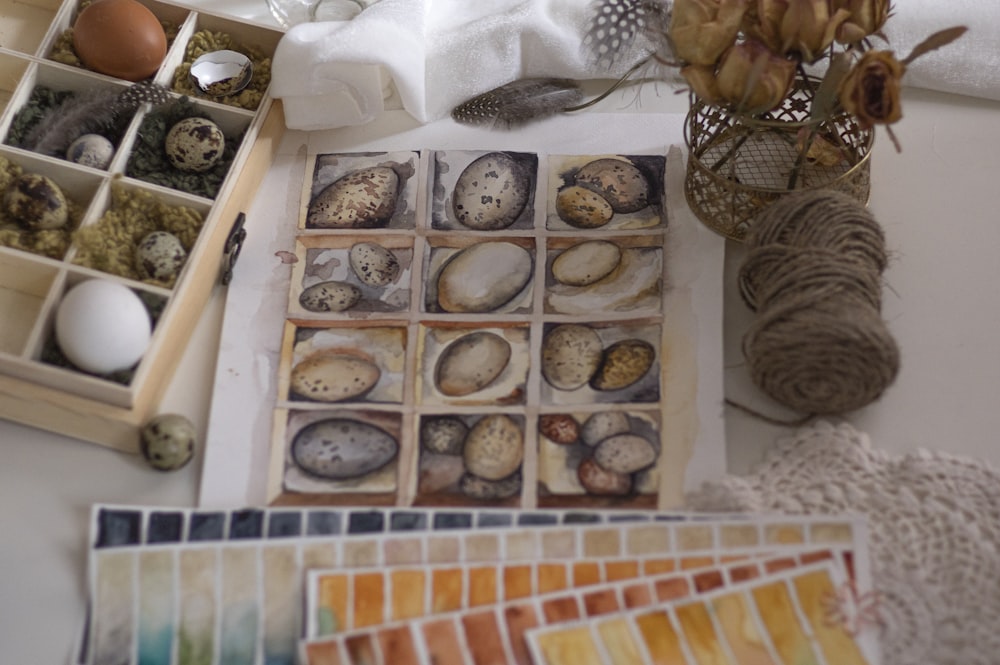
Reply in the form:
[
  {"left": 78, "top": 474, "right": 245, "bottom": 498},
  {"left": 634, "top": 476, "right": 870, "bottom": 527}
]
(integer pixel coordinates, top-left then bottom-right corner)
[
  {"left": 451, "top": 79, "right": 584, "bottom": 129},
  {"left": 582, "top": 0, "right": 674, "bottom": 71}
]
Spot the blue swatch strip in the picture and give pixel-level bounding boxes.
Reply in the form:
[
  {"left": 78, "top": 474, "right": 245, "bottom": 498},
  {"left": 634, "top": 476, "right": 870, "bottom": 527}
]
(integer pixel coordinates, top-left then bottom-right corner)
[{"left": 93, "top": 505, "right": 670, "bottom": 549}]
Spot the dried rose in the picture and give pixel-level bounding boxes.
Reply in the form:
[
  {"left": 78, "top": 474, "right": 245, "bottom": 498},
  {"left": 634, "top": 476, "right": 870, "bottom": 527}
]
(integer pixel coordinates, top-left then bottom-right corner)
[
  {"left": 747, "top": 0, "right": 850, "bottom": 62},
  {"left": 833, "top": 0, "right": 891, "bottom": 44},
  {"left": 716, "top": 41, "right": 797, "bottom": 113},
  {"left": 670, "top": 0, "right": 750, "bottom": 67},
  {"left": 680, "top": 64, "right": 723, "bottom": 104},
  {"left": 838, "top": 50, "right": 905, "bottom": 127}
]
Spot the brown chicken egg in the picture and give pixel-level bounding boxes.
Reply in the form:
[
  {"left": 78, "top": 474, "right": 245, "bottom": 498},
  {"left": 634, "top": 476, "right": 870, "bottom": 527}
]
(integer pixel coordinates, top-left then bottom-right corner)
[{"left": 73, "top": 0, "right": 168, "bottom": 82}]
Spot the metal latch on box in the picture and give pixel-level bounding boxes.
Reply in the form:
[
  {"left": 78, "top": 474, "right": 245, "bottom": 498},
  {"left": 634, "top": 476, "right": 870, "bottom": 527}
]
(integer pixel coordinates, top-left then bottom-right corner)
[{"left": 221, "top": 212, "right": 247, "bottom": 286}]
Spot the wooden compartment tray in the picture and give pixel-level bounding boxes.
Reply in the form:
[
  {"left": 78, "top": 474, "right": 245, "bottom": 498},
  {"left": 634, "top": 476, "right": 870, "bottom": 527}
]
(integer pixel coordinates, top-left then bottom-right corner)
[{"left": 0, "top": 0, "right": 285, "bottom": 450}]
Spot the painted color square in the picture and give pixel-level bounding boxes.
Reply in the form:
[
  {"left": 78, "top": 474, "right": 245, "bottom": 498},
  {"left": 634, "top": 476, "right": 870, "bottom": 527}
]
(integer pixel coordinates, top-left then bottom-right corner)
[
  {"left": 564, "top": 513, "right": 601, "bottom": 524},
  {"left": 307, "top": 511, "right": 343, "bottom": 536},
  {"left": 543, "top": 597, "right": 581, "bottom": 623},
  {"left": 693, "top": 570, "right": 725, "bottom": 592},
  {"left": 229, "top": 509, "right": 264, "bottom": 539},
  {"left": 505, "top": 604, "right": 540, "bottom": 665},
  {"left": 390, "top": 511, "right": 428, "bottom": 531},
  {"left": 583, "top": 589, "right": 621, "bottom": 616},
  {"left": 519, "top": 514, "right": 558, "bottom": 526},
  {"left": 96, "top": 509, "right": 143, "bottom": 547},
  {"left": 147, "top": 511, "right": 184, "bottom": 544},
  {"left": 461, "top": 610, "right": 509, "bottom": 665},
  {"left": 534, "top": 625, "right": 604, "bottom": 665},
  {"left": 268, "top": 512, "right": 303, "bottom": 538},
  {"left": 422, "top": 619, "right": 466, "bottom": 665},
  {"left": 608, "top": 513, "right": 648, "bottom": 523},
  {"left": 477, "top": 512, "right": 513, "bottom": 528},
  {"left": 434, "top": 513, "right": 473, "bottom": 530},
  {"left": 377, "top": 625, "right": 421, "bottom": 665},
  {"left": 348, "top": 511, "right": 386, "bottom": 534},
  {"left": 188, "top": 512, "right": 226, "bottom": 541}
]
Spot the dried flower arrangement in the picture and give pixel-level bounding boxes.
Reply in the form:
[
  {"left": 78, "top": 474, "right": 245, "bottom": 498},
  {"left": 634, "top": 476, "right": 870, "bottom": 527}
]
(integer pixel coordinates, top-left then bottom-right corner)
[{"left": 453, "top": 0, "right": 966, "bottom": 152}]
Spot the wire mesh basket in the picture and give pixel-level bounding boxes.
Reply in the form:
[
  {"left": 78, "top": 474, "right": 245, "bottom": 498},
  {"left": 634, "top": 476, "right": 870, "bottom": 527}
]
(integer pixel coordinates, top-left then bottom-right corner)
[{"left": 683, "top": 75, "right": 874, "bottom": 241}]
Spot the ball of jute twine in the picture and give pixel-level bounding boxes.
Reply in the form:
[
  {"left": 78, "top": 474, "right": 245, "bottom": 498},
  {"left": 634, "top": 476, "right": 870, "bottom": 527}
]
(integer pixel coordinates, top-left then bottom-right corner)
[{"left": 735, "top": 190, "right": 900, "bottom": 418}]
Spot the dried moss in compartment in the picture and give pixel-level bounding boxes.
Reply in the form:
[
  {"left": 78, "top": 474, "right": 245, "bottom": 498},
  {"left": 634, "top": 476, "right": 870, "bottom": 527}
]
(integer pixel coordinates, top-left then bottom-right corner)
[
  {"left": 72, "top": 184, "right": 203, "bottom": 288},
  {"left": 41, "top": 289, "right": 167, "bottom": 384},
  {"left": 49, "top": 3, "right": 179, "bottom": 72},
  {"left": 171, "top": 30, "right": 272, "bottom": 111},
  {"left": 0, "top": 156, "right": 85, "bottom": 260},
  {"left": 126, "top": 99, "right": 242, "bottom": 199}
]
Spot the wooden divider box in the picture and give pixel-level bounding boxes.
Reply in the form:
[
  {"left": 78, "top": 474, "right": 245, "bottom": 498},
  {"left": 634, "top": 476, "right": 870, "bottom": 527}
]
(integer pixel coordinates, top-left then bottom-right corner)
[{"left": 0, "top": 0, "right": 285, "bottom": 450}]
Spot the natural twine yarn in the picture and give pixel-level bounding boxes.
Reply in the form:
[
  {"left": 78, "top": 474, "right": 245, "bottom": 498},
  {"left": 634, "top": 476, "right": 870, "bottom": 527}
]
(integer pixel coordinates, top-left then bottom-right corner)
[{"left": 737, "top": 190, "right": 900, "bottom": 416}]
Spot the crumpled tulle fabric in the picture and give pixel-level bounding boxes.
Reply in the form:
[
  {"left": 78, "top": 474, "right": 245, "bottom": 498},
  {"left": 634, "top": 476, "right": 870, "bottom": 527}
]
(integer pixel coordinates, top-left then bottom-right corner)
[{"left": 686, "top": 420, "right": 1000, "bottom": 665}]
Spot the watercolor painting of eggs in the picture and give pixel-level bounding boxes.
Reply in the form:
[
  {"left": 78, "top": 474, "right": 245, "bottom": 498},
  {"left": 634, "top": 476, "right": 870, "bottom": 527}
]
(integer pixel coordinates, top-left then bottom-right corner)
[{"left": 269, "top": 148, "right": 692, "bottom": 509}]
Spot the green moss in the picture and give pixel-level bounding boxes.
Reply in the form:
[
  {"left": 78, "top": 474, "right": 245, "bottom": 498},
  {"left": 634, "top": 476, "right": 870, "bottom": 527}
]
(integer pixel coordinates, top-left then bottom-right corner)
[
  {"left": 0, "top": 155, "right": 85, "bottom": 260},
  {"left": 72, "top": 184, "right": 204, "bottom": 289},
  {"left": 125, "top": 98, "right": 242, "bottom": 199},
  {"left": 171, "top": 30, "right": 272, "bottom": 111}
]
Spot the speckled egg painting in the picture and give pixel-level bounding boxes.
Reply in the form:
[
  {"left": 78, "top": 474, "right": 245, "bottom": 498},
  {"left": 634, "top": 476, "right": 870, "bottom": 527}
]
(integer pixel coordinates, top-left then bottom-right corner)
[{"left": 267, "top": 148, "right": 708, "bottom": 509}]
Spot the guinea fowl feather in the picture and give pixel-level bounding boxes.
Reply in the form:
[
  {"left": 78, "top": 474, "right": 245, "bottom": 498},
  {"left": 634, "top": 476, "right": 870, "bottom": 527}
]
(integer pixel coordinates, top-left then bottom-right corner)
[
  {"left": 451, "top": 78, "right": 584, "bottom": 129},
  {"left": 25, "top": 81, "right": 172, "bottom": 157}
]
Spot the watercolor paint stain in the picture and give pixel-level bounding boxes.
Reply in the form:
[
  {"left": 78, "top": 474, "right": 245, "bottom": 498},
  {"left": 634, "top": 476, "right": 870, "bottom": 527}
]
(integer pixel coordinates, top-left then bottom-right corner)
[
  {"left": 138, "top": 550, "right": 175, "bottom": 665},
  {"left": 596, "top": 616, "right": 646, "bottom": 665},
  {"left": 535, "top": 625, "right": 605, "bottom": 665},
  {"left": 793, "top": 569, "right": 876, "bottom": 664},
  {"left": 635, "top": 610, "right": 687, "bottom": 664},
  {"left": 674, "top": 601, "right": 732, "bottom": 665},
  {"left": 711, "top": 593, "right": 779, "bottom": 665},
  {"left": 751, "top": 581, "right": 821, "bottom": 665}
]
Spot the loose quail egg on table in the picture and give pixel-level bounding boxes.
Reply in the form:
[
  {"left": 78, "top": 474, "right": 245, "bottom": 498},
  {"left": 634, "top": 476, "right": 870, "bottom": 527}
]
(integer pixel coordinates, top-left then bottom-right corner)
[
  {"left": 431, "top": 150, "right": 537, "bottom": 231},
  {"left": 304, "top": 152, "right": 419, "bottom": 230},
  {"left": 546, "top": 154, "right": 665, "bottom": 231}
]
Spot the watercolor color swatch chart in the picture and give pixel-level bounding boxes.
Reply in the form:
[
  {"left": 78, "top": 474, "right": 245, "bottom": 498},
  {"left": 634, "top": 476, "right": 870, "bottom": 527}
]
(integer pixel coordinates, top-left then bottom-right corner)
[{"left": 80, "top": 505, "right": 882, "bottom": 665}]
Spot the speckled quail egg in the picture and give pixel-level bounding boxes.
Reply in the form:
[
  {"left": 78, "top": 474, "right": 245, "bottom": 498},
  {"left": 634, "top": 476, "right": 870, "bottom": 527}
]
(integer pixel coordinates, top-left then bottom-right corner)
[
  {"left": 66, "top": 134, "right": 115, "bottom": 169},
  {"left": 135, "top": 231, "right": 187, "bottom": 281},
  {"left": 140, "top": 413, "right": 196, "bottom": 471},
  {"left": 164, "top": 117, "right": 225, "bottom": 173},
  {"left": 4, "top": 173, "right": 68, "bottom": 230}
]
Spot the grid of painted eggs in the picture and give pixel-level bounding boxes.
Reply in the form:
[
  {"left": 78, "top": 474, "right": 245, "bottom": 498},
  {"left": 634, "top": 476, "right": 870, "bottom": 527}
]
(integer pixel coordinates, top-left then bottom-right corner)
[{"left": 275, "top": 149, "right": 671, "bottom": 508}]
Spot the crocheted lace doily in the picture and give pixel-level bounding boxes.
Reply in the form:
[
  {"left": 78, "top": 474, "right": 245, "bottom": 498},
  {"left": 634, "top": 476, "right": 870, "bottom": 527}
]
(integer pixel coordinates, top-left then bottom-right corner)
[{"left": 686, "top": 420, "right": 1000, "bottom": 665}]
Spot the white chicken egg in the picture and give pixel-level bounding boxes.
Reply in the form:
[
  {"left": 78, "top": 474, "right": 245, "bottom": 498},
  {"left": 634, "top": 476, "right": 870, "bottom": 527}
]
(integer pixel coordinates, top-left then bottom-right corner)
[{"left": 55, "top": 279, "right": 152, "bottom": 375}]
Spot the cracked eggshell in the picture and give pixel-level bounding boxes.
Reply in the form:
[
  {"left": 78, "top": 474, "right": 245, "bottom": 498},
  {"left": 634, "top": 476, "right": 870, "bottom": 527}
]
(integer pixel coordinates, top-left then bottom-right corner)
[
  {"left": 451, "top": 151, "right": 531, "bottom": 230},
  {"left": 575, "top": 158, "right": 650, "bottom": 213},
  {"left": 436, "top": 241, "right": 532, "bottom": 313},
  {"left": 289, "top": 354, "right": 380, "bottom": 402},
  {"left": 291, "top": 418, "right": 398, "bottom": 480},
  {"left": 551, "top": 240, "right": 622, "bottom": 286},
  {"left": 434, "top": 331, "right": 512, "bottom": 397},
  {"left": 541, "top": 324, "right": 604, "bottom": 391},
  {"left": 165, "top": 117, "right": 225, "bottom": 173},
  {"left": 349, "top": 242, "right": 400, "bottom": 287},
  {"left": 307, "top": 166, "right": 399, "bottom": 229}
]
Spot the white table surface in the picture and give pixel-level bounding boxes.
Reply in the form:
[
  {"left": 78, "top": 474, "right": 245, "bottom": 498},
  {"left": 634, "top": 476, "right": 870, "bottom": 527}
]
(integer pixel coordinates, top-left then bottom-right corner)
[{"left": 3, "top": 9, "right": 1000, "bottom": 662}]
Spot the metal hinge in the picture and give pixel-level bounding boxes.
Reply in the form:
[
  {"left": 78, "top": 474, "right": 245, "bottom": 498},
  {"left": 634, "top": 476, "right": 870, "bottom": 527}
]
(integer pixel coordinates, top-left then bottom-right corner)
[{"left": 221, "top": 212, "right": 247, "bottom": 286}]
